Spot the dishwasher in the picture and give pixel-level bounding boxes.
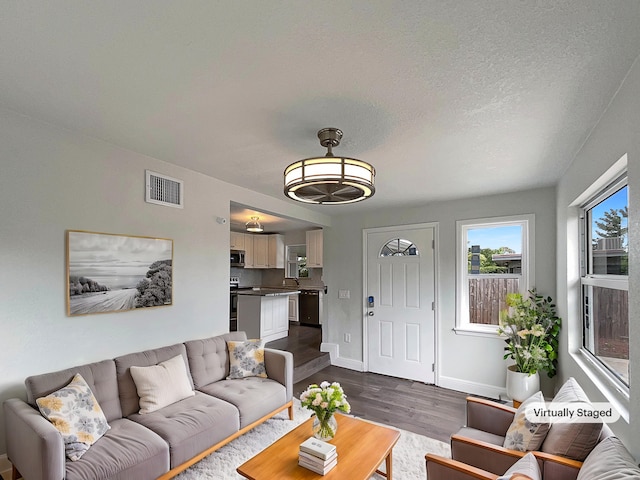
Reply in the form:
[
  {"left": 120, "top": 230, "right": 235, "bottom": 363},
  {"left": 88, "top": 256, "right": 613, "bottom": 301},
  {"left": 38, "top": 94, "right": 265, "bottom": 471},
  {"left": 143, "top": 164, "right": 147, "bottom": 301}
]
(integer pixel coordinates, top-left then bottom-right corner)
[{"left": 298, "top": 290, "right": 323, "bottom": 327}]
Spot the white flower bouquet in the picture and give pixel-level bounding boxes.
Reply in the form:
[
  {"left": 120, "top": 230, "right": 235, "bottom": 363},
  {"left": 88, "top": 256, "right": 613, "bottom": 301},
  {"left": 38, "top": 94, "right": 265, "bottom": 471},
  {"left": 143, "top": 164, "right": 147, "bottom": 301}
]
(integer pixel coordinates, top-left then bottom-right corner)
[{"left": 300, "top": 381, "right": 350, "bottom": 439}]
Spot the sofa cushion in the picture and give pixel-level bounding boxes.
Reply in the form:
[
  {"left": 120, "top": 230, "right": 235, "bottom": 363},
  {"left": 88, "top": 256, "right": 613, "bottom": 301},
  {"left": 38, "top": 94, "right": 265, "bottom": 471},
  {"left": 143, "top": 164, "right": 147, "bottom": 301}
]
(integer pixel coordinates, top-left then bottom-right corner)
[
  {"left": 115, "top": 343, "right": 194, "bottom": 417},
  {"left": 497, "top": 452, "right": 541, "bottom": 480},
  {"left": 457, "top": 426, "right": 506, "bottom": 447},
  {"left": 541, "top": 377, "right": 603, "bottom": 461},
  {"left": 503, "top": 391, "right": 550, "bottom": 451},
  {"left": 130, "top": 355, "right": 195, "bottom": 414},
  {"left": 227, "top": 339, "right": 268, "bottom": 379},
  {"left": 36, "top": 373, "right": 110, "bottom": 461},
  {"left": 199, "top": 377, "right": 287, "bottom": 428},
  {"left": 576, "top": 436, "right": 640, "bottom": 480},
  {"left": 65, "top": 417, "right": 169, "bottom": 480},
  {"left": 128, "top": 391, "right": 239, "bottom": 468},
  {"left": 25, "top": 359, "right": 122, "bottom": 422},
  {"left": 185, "top": 331, "right": 248, "bottom": 387}
]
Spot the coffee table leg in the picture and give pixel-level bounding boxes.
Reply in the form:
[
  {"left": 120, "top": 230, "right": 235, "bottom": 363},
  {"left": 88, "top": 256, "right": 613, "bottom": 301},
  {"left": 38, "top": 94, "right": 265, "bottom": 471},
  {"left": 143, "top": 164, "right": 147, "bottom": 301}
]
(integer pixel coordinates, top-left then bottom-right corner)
[
  {"left": 374, "top": 451, "right": 393, "bottom": 479},
  {"left": 385, "top": 450, "right": 393, "bottom": 480}
]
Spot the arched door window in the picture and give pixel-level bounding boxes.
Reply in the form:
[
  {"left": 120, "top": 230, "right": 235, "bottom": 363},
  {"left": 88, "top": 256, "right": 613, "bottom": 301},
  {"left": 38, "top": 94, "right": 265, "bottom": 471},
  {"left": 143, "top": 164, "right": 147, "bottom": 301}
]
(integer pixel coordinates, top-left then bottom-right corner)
[{"left": 379, "top": 238, "right": 419, "bottom": 257}]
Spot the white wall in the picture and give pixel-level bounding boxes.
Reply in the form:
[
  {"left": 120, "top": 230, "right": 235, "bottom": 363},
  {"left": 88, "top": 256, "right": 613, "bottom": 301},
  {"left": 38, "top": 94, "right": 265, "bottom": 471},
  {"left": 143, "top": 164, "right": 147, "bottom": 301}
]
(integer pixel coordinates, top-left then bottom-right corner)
[
  {"left": 0, "top": 108, "right": 330, "bottom": 455},
  {"left": 556, "top": 58, "right": 639, "bottom": 458},
  {"left": 322, "top": 187, "right": 557, "bottom": 398}
]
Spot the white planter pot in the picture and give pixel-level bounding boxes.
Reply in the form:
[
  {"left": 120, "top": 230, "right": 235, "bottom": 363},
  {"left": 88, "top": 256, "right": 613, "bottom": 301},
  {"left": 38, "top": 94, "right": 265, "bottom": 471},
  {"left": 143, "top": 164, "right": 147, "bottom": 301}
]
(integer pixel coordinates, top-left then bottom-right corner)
[{"left": 506, "top": 365, "right": 540, "bottom": 402}]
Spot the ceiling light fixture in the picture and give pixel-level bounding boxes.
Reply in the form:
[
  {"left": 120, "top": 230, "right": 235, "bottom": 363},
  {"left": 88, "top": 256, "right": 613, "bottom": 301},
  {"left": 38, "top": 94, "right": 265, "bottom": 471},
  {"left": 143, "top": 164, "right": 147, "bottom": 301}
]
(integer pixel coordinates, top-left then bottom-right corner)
[
  {"left": 245, "top": 216, "right": 264, "bottom": 233},
  {"left": 284, "top": 128, "right": 376, "bottom": 204}
]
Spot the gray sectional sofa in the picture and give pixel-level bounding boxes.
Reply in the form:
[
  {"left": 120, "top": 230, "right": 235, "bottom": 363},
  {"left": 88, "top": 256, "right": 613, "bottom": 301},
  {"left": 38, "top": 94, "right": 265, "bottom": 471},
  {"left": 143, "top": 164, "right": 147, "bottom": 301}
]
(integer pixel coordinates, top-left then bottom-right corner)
[{"left": 3, "top": 331, "right": 294, "bottom": 480}]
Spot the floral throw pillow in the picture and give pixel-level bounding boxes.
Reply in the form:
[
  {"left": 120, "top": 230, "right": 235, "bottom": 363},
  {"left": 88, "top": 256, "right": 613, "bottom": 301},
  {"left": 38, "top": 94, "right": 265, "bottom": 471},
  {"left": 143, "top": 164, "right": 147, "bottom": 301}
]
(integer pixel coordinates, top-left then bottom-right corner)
[
  {"left": 503, "top": 391, "right": 550, "bottom": 451},
  {"left": 227, "top": 339, "right": 267, "bottom": 379},
  {"left": 36, "top": 373, "right": 110, "bottom": 461}
]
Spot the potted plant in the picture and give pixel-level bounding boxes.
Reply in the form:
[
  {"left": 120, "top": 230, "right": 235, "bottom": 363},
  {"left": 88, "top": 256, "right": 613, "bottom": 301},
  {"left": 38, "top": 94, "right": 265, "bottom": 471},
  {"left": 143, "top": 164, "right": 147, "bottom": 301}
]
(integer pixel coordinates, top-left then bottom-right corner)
[{"left": 497, "top": 289, "right": 561, "bottom": 402}]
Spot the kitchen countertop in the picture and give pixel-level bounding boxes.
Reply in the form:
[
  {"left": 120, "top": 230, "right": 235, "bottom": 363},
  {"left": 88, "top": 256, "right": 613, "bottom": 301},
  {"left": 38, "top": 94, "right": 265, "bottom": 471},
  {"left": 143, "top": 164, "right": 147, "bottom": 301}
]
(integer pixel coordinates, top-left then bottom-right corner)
[{"left": 237, "top": 287, "right": 301, "bottom": 297}]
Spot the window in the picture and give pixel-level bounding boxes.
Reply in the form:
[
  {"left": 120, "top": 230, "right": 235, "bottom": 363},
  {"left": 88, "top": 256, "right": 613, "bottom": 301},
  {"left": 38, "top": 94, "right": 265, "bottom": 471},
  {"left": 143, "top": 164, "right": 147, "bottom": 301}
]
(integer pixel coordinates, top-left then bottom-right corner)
[
  {"left": 380, "top": 238, "right": 419, "bottom": 257},
  {"left": 581, "top": 175, "right": 629, "bottom": 386},
  {"left": 286, "top": 244, "right": 308, "bottom": 279},
  {"left": 456, "top": 215, "right": 534, "bottom": 335}
]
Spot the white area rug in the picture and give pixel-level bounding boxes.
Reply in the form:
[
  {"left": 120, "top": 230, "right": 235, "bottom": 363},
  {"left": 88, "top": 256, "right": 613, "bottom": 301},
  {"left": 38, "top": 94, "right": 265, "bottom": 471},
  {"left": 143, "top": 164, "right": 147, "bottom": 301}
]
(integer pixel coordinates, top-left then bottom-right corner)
[{"left": 176, "top": 400, "right": 451, "bottom": 479}]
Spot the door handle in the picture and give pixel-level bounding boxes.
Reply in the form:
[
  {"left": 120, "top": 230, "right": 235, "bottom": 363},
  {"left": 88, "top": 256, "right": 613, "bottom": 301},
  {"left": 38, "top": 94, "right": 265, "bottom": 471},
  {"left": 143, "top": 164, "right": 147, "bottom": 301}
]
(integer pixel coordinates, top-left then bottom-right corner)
[{"left": 368, "top": 311, "right": 374, "bottom": 316}]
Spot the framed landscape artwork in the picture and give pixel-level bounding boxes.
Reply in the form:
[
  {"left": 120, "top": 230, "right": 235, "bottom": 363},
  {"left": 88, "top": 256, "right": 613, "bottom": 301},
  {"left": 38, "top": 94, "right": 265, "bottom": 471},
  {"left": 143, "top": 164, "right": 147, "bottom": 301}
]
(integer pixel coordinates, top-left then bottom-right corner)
[{"left": 66, "top": 230, "right": 173, "bottom": 316}]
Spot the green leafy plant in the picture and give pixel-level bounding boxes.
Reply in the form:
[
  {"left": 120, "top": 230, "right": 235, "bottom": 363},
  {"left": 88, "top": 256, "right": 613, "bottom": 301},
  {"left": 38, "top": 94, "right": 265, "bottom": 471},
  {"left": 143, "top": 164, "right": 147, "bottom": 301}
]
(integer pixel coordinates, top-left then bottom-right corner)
[{"left": 497, "top": 289, "right": 561, "bottom": 378}]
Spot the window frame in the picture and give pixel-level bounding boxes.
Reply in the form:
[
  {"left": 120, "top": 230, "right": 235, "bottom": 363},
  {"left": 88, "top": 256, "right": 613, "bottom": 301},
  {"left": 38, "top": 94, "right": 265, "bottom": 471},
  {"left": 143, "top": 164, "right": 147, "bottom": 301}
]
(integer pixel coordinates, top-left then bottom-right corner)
[
  {"left": 455, "top": 214, "right": 535, "bottom": 337},
  {"left": 579, "top": 173, "right": 629, "bottom": 389}
]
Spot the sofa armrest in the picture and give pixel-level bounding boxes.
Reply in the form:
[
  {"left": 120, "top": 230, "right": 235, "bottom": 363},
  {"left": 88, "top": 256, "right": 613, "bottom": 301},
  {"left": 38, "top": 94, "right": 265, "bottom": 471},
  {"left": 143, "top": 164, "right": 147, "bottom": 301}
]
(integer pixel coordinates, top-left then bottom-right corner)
[
  {"left": 451, "top": 433, "right": 525, "bottom": 474},
  {"left": 452, "top": 434, "right": 584, "bottom": 479},
  {"left": 535, "top": 452, "right": 582, "bottom": 480},
  {"left": 466, "top": 397, "right": 516, "bottom": 436},
  {"left": 264, "top": 348, "right": 293, "bottom": 400},
  {"left": 3, "top": 398, "right": 65, "bottom": 480},
  {"left": 426, "top": 454, "right": 499, "bottom": 480}
]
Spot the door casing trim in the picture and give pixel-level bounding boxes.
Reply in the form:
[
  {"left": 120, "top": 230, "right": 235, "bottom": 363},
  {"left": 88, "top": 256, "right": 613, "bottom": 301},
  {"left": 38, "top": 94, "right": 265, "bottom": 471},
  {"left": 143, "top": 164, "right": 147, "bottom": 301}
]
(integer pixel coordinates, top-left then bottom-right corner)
[{"left": 362, "top": 222, "right": 440, "bottom": 385}]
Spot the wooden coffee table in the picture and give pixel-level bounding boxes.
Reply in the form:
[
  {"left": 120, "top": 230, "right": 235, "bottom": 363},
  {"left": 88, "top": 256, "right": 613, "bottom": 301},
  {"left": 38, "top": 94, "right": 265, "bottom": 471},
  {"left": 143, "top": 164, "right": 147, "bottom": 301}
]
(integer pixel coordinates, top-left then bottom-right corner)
[{"left": 237, "top": 413, "right": 401, "bottom": 479}]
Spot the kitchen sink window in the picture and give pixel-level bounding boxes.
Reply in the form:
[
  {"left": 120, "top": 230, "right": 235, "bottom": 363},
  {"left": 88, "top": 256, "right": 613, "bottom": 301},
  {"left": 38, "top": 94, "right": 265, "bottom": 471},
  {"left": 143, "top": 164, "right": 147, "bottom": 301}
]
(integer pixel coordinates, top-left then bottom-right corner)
[{"left": 286, "top": 244, "right": 308, "bottom": 279}]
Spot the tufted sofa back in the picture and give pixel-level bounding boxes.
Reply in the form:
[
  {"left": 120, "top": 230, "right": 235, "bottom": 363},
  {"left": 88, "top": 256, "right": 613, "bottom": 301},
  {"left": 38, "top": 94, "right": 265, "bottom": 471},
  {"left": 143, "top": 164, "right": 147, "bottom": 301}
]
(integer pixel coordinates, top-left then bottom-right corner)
[
  {"left": 25, "top": 359, "right": 123, "bottom": 422},
  {"left": 185, "top": 331, "right": 247, "bottom": 388},
  {"left": 114, "top": 342, "right": 193, "bottom": 417}
]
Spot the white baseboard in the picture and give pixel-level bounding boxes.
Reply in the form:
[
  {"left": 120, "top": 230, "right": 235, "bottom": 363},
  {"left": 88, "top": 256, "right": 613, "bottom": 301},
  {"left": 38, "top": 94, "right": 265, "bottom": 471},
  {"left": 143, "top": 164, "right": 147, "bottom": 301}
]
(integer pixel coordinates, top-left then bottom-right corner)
[
  {"left": 320, "top": 343, "right": 364, "bottom": 371},
  {"left": 438, "top": 375, "right": 505, "bottom": 400},
  {"left": 320, "top": 342, "right": 338, "bottom": 363},
  {"left": 319, "top": 346, "right": 505, "bottom": 399},
  {"left": 0, "top": 453, "right": 11, "bottom": 478},
  {"left": 332, "top": 356, "right": 364, "bottom": 371}
]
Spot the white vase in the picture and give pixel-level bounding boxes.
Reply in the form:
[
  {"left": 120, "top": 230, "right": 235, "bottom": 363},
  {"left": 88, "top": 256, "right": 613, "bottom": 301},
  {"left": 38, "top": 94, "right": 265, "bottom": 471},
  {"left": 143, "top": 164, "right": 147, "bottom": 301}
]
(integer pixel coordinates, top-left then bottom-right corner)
[{"left": 506, "top": 365, "right": 540, "bottom": 402}]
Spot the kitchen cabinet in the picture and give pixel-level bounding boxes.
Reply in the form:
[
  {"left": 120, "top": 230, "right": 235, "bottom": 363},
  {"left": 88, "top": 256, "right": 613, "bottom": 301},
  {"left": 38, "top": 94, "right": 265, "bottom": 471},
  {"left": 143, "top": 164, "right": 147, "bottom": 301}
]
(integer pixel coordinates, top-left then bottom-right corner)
[
  {"left": 288, "top": 294, "right": 299, "bottom": 323},
  {"left": 252, "top": 235, "right": 269, "bottom": 268},
  {"left": 252, "top": 234, "right": 284, "bottom": 268},
  {"left": 230, "top": 231, "right": 245, "bottom": 250},
  {"left": 306, "top": 229, "right": 323, "bottom": 268},
  {"left": 237, "top": 293, "right": 291, "bottom": 343},
  {"left": 243, "top": 234, "right": 254, "bottom": 267},
  {"left": 268, "top": 234, "right": 285, "bottom": 268}
]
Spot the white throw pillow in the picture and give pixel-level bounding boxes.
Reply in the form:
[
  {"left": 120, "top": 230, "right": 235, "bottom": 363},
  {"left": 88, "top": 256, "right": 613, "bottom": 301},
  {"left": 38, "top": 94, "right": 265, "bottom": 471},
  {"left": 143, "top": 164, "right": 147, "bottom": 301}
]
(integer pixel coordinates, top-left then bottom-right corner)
[
  {"left": 130, "top": 354, "right": 195, "bottom": 414},
  {"left": 496, "top": 452, "right": 541, "bottom": 480},
  {"left": 503, "top": 391, "right": 550, "bottom": 451},
  {"left": 36, "top": 373, "right": 110, "bottom": 461}
]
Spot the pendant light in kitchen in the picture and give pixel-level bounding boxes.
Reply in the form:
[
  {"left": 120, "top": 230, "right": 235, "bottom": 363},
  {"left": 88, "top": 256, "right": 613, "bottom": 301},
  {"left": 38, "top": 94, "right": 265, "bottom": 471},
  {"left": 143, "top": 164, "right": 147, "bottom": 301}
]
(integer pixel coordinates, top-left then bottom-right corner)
[{"left": 245, "top": 216, "right": 263, "bottom": 233}]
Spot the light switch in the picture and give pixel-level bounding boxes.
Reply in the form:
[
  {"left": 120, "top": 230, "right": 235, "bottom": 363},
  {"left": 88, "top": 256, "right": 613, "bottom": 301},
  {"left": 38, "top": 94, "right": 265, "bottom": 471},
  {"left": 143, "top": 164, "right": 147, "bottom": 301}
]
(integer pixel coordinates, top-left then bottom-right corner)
[{"left": 338, "top": 289, "right": 350, "bottom": 299}]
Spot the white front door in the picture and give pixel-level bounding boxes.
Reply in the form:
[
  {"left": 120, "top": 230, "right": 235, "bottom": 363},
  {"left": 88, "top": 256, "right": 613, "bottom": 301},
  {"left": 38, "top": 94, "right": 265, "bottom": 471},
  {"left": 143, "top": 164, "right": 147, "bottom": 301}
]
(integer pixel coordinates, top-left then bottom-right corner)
[{"left": 365, "top": 225, "right": 436, "bottom": 383}]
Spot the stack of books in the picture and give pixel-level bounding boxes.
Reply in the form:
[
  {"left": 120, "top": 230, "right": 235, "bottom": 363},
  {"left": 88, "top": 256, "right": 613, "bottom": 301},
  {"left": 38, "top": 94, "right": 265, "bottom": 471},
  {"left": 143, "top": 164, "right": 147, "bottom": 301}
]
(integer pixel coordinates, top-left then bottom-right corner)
[{"left": 298, "top": 437, "right": 338, "bottom": 475}]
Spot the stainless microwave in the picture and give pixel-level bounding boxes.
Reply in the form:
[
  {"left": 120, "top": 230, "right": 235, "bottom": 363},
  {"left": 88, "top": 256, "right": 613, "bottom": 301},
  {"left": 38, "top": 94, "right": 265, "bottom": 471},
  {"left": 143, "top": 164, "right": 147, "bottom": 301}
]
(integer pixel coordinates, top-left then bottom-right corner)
[{"left": 230, "top": 249, "right": 245, "bottom": 267}]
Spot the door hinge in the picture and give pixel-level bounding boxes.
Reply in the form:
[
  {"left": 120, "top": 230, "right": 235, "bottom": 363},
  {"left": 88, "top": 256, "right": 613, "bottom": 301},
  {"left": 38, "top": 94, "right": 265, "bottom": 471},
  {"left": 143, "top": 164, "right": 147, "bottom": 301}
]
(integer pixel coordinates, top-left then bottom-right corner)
[
  {"left": 432, "top": 239, "right": 435, "bottom": 249},
  {"left": 431, "top": 363, "right": 435, "bottom": 372},
  {"left": 431, "top": 301, "right": 435, "bottom": 310}
]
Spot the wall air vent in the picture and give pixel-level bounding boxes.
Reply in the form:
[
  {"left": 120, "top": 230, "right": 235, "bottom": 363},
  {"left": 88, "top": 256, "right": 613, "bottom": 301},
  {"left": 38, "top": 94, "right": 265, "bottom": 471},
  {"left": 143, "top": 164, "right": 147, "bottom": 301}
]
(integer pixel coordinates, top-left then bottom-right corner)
[{"left": 145, "top": 170, "right": 184, "bottom": 208}]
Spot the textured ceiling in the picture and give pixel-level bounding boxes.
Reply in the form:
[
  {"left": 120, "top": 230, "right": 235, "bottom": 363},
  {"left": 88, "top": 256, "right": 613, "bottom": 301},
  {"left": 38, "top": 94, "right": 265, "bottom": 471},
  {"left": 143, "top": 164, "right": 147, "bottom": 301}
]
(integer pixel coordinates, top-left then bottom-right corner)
[{"left": 2, "top": 1, "right": 640, "bottom": 218}]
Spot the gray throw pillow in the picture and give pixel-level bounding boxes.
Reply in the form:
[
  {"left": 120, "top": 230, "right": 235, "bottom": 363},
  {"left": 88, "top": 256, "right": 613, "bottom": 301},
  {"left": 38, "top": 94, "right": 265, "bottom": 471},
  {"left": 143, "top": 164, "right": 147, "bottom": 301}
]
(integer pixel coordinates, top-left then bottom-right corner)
[
  {"left": 541, "top": 377, "right": 602, "bottom": 461},
  {"left": 577, "top": 437, "right": 640, "bottom": 479}
]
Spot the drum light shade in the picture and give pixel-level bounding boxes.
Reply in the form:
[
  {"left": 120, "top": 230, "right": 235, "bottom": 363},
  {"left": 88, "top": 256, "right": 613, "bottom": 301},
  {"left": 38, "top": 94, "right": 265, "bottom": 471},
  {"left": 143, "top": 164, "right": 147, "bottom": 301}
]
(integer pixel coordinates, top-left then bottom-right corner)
[
  {"left": 245, "top": 216, "right": 263, "bottom": 232},
  {"left": 284, "top": 128, "right": 375, "bottom": 204}
]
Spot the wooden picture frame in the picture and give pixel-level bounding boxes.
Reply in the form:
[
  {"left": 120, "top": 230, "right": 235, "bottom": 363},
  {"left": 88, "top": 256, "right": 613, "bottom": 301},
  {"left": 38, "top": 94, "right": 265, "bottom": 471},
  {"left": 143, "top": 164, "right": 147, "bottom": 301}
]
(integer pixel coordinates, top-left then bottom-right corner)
[{"left": 66, "top": 230, "right": 173, "bottom": 316}]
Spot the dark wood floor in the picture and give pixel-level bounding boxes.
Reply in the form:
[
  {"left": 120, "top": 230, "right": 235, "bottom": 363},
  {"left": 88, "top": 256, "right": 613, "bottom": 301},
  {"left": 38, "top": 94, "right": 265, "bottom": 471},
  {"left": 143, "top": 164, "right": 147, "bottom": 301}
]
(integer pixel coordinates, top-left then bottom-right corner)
[{"left": 267, "top": 325, "right": 468, "bottom": 443}]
